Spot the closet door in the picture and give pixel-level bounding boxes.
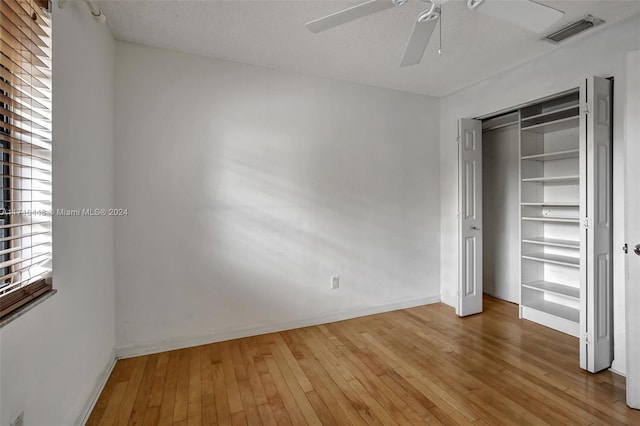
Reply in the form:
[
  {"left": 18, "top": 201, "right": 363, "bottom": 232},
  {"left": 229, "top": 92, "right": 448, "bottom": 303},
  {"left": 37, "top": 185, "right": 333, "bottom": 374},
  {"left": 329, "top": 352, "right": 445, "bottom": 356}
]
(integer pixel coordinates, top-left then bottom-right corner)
[
  {"left": 580, "top": 76, "right": 613, "bottom": 373},
  {"left": 457, "top": 118, "right": 483, "bottom": 316}
]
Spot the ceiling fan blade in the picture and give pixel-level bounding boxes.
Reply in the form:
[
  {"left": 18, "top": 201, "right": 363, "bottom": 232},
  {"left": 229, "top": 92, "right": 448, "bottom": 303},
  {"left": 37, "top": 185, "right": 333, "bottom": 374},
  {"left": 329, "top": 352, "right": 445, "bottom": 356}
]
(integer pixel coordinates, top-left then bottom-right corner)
[
  {"left": 474, "top": 0, "right": 563, "bottom": 33},
  {"left": 400, "top": 15, "right": 438, "bottom": 67},
  {"left": 306, "top": 0, "right": 396, "bottom": 33}
]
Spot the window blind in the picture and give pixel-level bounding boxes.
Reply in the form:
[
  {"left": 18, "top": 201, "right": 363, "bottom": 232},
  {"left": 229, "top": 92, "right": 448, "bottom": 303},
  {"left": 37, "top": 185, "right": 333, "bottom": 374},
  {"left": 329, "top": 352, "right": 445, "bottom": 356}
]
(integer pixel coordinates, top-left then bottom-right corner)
[{"left": 0, "top": 0, "right": 52, "bottom": 320}]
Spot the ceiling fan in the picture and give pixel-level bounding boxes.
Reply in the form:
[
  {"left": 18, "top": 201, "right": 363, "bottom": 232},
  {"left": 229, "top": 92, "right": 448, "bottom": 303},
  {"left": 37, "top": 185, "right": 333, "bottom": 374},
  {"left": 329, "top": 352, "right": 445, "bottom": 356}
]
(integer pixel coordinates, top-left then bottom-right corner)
[{"left": 306, "top": 0, "right": 564, "bottom": 67}]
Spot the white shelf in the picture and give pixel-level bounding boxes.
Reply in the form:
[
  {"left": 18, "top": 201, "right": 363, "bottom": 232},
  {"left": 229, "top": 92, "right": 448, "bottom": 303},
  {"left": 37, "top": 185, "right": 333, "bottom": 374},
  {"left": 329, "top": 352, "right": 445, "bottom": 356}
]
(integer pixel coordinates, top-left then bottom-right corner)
[
  {"left": 522, "top": 253, "right": 580, "bottom": 268},
  {"left": 522, "top": 175, "right": 579, "bottom": 184},
  {"left": 522, "top": 280, "right": 580, "bottom": 300},
  {"left": 522, "top": 216, "right": 579, "bottom": 223},
  {"left": 522, "top": 299, "right": 579, "bottom": 323},
  {"left": 483, "top": 111, "right": 519, "bottom": 132},
  {"left": 483, "top": 120, "right": 518, "bottom": 132},
  {"left": 521, "top": 202, "right": 579, "bottom": 207},
  {"left": 521, "top": 237, "right": 579, "bottom": 249},
  {"left": 521, "top": 116, "right": 579, "bottom": 134},
  {"left": 521, "top": 91, "right": 579, "bottom": 121},
  {"left": 521, "top": 104, "right": 579, "bottom": 124},
  {"left": 521, "top": 149, "right": 580, "bottom": 162},
  {"left": 521, "top": 305, "right": 580, "bottom": 337}
]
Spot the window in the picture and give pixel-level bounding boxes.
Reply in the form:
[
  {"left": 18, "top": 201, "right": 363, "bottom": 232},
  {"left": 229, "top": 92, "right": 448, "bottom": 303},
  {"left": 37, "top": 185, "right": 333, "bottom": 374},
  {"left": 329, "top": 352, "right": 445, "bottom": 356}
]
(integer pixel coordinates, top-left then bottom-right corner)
[{"left": 0, "top": 0, "right": 52, "bottom": 321}]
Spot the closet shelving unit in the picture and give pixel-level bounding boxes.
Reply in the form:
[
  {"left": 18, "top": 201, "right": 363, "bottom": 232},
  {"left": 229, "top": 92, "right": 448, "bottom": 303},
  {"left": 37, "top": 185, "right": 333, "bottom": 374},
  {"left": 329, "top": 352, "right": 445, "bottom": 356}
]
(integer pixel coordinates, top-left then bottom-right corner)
[{"left": 519, "top": 91, "right": 582, "bottom": 336}]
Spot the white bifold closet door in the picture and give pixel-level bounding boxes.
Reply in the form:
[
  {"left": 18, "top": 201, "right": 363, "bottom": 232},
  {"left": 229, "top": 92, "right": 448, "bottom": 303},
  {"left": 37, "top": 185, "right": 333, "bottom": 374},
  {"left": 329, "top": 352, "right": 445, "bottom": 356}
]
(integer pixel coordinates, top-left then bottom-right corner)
[
  {"left": 579, "top": 76, "right": 613, "bottom": 373},
  {"left": 457, "top": 118, "right": 483, "bottom": 317}
]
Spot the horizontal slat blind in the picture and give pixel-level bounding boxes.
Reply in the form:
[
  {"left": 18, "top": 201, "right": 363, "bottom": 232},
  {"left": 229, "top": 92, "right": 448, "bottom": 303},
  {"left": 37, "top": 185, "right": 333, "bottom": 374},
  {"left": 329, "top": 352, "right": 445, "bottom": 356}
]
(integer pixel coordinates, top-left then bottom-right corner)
[{"left": 0, "top": 0, "right": 52, "bottom": 317}]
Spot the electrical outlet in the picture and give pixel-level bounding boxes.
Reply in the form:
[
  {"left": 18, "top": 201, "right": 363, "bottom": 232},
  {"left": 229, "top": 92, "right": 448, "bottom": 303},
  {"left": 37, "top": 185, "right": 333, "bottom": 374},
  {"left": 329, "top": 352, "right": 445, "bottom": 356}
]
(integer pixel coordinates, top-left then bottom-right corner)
[
  {"left": 11, "top": 412, "right": 24, "bottom": 426},
  {"left": 331, "top": 276, "right": 339, "bottom": 290}
]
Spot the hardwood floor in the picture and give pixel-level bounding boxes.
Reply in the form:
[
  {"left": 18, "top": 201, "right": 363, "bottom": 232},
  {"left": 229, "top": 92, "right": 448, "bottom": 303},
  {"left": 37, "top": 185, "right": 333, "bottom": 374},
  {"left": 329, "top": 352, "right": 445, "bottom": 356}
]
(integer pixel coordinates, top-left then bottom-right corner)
[{"left": 88, "top": 296, "right": 640, "bottom": 425}]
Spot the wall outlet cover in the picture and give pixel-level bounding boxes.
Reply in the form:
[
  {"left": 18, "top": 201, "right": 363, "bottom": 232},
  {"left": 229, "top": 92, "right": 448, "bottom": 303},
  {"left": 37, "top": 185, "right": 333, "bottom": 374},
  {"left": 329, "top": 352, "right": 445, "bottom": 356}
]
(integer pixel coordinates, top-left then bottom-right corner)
[{"left": 331, "top": 276, "right": 339, "bottom": 289}]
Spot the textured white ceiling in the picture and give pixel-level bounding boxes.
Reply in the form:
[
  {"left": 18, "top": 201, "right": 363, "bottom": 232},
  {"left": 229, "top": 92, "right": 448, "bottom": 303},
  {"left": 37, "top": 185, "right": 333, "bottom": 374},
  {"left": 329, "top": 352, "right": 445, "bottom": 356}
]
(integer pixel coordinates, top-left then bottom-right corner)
[{"left": 98, "top": 0, "right": 640, "bottom": 97}]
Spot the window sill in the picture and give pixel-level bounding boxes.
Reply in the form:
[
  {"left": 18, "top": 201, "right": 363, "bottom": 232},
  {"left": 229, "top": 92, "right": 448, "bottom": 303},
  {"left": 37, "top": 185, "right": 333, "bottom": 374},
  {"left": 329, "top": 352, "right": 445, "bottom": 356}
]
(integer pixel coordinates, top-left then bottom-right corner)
[{"left": 0, "top": 289, "right": 57, "bottom": 329}]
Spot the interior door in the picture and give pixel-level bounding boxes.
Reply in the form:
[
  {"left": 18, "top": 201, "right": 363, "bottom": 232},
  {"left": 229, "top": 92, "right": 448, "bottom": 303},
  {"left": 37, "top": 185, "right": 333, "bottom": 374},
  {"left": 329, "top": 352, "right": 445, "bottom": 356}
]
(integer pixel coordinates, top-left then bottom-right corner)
[
  {"left": 625, "top": 50, "right": 640, "bottom": 409},
  {"left": 579, "top": 76, "right": 613, "bottom": 373},
  {"left": 457, "top": 118, "right": 483, "bottom": 316}
]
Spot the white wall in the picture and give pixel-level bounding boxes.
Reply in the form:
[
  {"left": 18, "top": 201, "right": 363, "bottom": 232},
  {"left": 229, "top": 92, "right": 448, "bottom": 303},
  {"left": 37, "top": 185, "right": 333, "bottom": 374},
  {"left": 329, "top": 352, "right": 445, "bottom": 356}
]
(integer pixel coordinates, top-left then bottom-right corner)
[
  {"left": 482, "top": 124, "right": 521, "bottom": 304},
  {"left": 114, "top": 42, "right": 441, "bottom": 356},
  {"left": 439, "top": 15, "right": 640, "bottom": 374},
  {"left": 0, "top": 4, "right": 115, "bottom": 425}
]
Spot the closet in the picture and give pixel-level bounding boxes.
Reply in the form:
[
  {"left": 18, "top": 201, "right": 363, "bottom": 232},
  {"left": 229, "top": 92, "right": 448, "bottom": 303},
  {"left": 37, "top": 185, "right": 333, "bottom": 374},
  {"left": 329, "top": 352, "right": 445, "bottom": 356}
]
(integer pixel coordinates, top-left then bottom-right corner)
[{"left": 459, "top": 76, "right": 613, "bottom": 372}]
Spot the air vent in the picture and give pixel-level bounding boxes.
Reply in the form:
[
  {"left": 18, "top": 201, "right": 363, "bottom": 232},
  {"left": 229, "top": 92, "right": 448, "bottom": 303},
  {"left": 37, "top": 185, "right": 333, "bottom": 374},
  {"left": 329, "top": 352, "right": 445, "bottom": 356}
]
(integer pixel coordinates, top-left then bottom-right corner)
[{"left": 545, "top": 15, "right": 604, "bottom": 43}]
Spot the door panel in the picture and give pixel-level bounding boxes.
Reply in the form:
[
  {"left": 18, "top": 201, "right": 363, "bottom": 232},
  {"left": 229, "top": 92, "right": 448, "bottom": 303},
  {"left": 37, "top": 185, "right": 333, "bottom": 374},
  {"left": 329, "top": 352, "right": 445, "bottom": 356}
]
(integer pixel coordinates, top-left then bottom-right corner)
[
  {"left": 465, "top": 236, "right": 477, "bottom": 296},
  {"left": 465, "top": 161, "right": 476, "bottom": 219},
  {"left": 580, "top": 76, "right": 614, "bottom": 373},
  {"left": 457, "top": 118, "right": 483, "bottom": 316}
]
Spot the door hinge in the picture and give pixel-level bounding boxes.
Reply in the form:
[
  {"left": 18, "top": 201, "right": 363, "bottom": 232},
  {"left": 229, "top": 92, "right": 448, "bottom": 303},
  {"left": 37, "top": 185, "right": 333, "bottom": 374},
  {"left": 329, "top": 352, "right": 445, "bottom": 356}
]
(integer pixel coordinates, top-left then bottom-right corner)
[
  {"left": 456, "top": 212, "right": 461, "bottom": 220},
  {"left": 623, "top": 243, "right": 628, "bottom": 254},
  {"left": 457, "top": 290, "right": 461, "bottom": 298},
  {"left": 456, "top": 136, "right": 461, "bottom": 144},
  {"left": 582, "top": 218, "right": 592, "bottom": 230},
  {"left": 583, "top": 333, "right": 592, "bottom": 345},
  {"left": 582, "top": 103, "right": 590, "bottom": 115}
]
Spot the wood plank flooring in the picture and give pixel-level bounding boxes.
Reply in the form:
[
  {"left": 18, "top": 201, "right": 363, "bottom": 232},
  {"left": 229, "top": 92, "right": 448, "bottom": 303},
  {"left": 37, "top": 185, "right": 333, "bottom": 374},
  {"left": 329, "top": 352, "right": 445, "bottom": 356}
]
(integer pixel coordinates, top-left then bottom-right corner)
[{"left": 88, "top": 296, "right": 640, "bottom": 425}]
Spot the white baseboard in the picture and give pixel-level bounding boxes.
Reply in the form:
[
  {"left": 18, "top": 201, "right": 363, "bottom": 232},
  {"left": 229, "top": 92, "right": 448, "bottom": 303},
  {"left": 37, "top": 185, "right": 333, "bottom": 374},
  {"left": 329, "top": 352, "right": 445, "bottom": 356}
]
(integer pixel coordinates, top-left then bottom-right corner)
[
  {"left": 610, "top": 359, "right": 626, "bottom": 377},
  {"left": 76, "top": 352, "right": 117, "bottom": 426},
  {"left": 440, "top": 290, "right": 456, "bottom": 308},
  {"left": 116, "top": 294, "right": 441, "bottom": 359}
]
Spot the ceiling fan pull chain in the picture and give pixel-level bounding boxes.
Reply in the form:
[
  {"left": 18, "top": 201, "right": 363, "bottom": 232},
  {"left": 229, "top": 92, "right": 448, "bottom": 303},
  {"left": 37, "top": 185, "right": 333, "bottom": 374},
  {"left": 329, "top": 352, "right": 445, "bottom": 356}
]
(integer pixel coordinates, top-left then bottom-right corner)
[{"left": 438, "top": 6, "right": 442, "bottom": 55}]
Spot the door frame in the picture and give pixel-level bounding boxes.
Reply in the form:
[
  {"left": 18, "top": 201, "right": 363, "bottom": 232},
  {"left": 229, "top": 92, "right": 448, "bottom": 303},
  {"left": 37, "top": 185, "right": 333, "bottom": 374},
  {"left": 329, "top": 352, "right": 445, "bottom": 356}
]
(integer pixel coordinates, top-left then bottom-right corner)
[{"left": 625, "top": 49, "right": 640, "bottom": 409}]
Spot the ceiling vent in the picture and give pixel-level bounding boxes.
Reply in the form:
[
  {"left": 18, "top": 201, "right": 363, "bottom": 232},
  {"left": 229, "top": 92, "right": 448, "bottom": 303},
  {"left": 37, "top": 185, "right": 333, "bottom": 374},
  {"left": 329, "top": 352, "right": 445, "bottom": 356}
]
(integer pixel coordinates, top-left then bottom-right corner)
[{"left": 545, "top": 15, "right": 604, "bottom": 43}]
